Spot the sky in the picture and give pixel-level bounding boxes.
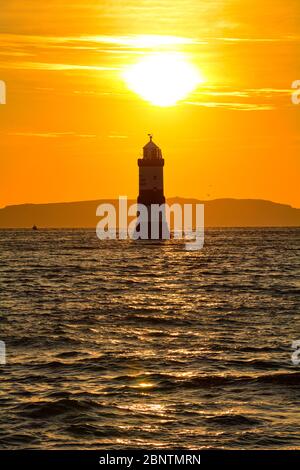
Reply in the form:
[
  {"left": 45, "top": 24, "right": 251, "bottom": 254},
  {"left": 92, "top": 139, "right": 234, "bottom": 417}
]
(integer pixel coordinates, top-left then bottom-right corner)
[{"left": 0, "top": 0, "right": 299, "bottom": 208}]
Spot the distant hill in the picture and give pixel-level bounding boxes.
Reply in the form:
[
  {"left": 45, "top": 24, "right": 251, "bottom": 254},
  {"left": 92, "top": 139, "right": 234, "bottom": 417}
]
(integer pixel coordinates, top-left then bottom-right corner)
[{"left": 0, "top": 198, "right": 299, "bottom": 228}]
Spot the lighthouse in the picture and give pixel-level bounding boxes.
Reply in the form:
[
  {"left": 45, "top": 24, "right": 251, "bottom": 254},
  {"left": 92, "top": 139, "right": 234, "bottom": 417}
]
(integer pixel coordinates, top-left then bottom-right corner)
[{"left": 136, "top": 134, "right": 169, "bottom": 239}]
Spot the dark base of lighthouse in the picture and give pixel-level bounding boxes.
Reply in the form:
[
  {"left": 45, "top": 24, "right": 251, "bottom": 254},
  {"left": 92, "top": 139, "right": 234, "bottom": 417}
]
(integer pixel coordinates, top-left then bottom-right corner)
[
  {"left": 134, "top": 220, "right": 170, "bottom": 240},
  {"left": 134, "top": 198, "right": 170, "bottom": 240}
]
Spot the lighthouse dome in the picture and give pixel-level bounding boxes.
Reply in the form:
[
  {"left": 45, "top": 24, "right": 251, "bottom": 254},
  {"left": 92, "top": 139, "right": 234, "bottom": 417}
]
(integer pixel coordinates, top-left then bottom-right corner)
[{"left": 143, "top": 134, "right": 162, "bottom": 159}]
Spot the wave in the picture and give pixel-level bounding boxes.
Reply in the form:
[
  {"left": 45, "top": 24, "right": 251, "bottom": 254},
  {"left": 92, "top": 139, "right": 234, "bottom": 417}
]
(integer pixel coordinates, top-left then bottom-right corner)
[
  {"left": 115, "top": 372, "right": 300, "bottom": 390},
  {"left": 255, "top": 371, "right": 300, "bottom": 385},
  {"left": 205, "top": 414, "right": 262, "bottom": 426},
  {"left": 20, "top": 398, "right": 100, "bottom": 419}
]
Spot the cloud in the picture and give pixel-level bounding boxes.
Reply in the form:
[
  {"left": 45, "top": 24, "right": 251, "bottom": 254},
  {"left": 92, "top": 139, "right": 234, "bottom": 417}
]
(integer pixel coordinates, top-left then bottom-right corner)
[
  {"left": 214, "top": 36, "right": 300, "bottom": 43},
  {"left": 108, "top": 135, "right": 128, "bottom": 139},
  {"left": 80, "top": 34, "right": 203, "bottom": 48},
  {"left": 0, "top": 33, "right": 202, "bottom": 72},
  {"left": 0, "top": 61, "right": 119, "bottom": 71},
  {"left": 7, "top": 132, "right": 131, "bottom": 139},
  {"left": 0, "top": 33, "right": 201, "bottom": 51},
  {"left": 185, "top": 101, "right": 275, "bottom": 111},
  {"left": 8, "top": 132, "right": 98, "bottom": 138},
  {"left": 186, "top": 86, "right": 293, "bottom": 111}
]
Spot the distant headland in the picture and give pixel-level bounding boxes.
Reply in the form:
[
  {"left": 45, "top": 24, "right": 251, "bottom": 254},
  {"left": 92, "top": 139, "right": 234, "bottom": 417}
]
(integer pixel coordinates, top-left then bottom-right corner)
[{"left": 0, "top": 198, "right": 299, "bottom": 228}]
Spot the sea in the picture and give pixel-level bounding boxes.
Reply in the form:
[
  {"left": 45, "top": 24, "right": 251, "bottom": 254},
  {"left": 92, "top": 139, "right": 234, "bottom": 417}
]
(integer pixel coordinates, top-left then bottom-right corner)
[{"left": 0, "top": 228, "right": 299, "bottom": 449}]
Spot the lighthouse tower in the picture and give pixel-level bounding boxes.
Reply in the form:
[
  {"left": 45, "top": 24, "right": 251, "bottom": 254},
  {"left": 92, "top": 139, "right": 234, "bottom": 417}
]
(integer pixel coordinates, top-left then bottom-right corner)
[{"left": 137, "top": 134, "right": 168, "bottom": 239}]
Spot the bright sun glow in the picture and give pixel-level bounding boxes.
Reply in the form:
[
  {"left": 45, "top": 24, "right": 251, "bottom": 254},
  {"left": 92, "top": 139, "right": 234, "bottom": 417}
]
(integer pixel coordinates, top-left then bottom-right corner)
[{"left": 123, "top": 53, "right": 204, "bottom": 107}]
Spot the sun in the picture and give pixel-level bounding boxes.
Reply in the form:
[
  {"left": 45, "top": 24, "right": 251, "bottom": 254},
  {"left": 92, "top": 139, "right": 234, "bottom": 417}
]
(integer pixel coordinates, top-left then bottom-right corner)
[{"left": 123, "top": 52, "right": 204, "bottom": 107}]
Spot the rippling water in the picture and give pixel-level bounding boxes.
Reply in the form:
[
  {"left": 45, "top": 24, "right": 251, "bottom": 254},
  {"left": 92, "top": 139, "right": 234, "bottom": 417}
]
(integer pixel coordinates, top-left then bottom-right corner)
[{"left": 0, "top": 228, "right": 300, "bottom": 449}]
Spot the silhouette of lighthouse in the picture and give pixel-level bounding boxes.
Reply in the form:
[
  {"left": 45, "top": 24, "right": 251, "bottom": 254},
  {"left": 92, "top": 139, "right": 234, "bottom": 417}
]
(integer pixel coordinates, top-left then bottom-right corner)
[{"left": 137, "top": 134, "right": 169, "bottom": 239}]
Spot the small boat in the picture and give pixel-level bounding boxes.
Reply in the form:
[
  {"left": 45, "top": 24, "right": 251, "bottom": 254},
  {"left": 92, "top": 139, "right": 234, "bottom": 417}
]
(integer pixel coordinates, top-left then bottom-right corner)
[{"left": 32, "top": 225, "right": 38, "bottom": 231}]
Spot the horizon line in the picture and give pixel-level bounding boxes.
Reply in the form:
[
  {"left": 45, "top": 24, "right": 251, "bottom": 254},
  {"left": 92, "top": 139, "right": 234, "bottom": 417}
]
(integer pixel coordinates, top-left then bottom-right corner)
[{"left": 1, "top": 196, "right": 299, "bottom": 211}]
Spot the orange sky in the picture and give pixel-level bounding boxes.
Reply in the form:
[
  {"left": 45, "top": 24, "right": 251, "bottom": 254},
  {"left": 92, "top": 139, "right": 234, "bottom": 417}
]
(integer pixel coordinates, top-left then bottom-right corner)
[{"left": 0, "top": 0, "right": 299, "bottom": 208}]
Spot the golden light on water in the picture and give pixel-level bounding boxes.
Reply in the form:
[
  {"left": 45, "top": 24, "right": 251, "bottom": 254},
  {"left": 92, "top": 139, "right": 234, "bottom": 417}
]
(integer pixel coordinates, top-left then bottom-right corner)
[
  {"left": 136, "top": 381, "right": 154, "bottom": 389},
  {"left": 123, "top": 52, "right": 204, "bottom": 107}
]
